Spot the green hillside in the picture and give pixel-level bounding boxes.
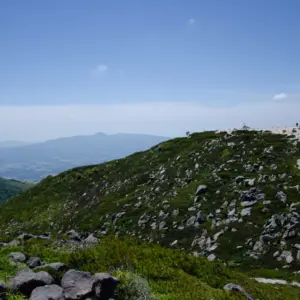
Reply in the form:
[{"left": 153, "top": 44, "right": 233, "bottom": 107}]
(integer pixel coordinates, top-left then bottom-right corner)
[
  {"left": 0, "top": 177, "right": 33, "bottom": 204},
  {"left": 1, "top": 129, "right": 300, "bottom": 273}
]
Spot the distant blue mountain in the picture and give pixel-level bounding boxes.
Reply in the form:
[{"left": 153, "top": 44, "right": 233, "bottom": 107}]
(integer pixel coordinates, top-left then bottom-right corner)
[{"left": 0, "top": 133, "right": 169, "bottom": 181}]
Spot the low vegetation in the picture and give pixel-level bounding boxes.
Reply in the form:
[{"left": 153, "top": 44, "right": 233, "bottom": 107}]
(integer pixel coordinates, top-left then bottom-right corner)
[
  {"left": 1, "top": 237, "right": 300, "bottom": 299},
  {"left": 0, "top": 178, "right": 33, "bottom": 204}
]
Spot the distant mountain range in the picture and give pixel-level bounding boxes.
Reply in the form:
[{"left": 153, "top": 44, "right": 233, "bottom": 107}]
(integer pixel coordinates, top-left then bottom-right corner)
[
  {"left": 0, "top": 141, "right": 30, "bottom": 148},
  {"left": 0, "top": 133, "right": 169, "bottom": 181}
]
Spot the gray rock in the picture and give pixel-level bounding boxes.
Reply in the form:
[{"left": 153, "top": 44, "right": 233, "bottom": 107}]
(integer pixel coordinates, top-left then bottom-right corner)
[
  {"left": 235, "top": 176, "right": 244, "bottom": 183},
  {"left": 61, "top": 269, "right": 94, "bottom": 300},
  {"left": 253, "top": 241, "right": 263, "bottom": 252},
  {"left": 8, "top": 240, "right": 21, "bottom": 246},
  {"left": 195, "top": 185, "right": 207, "bottom": 195},
  {"left": 278, "top": 251, "right": 294, "bottom": 263},
  {"left": 159, "top": 221, "right": 166, "bottom": 230},
  {"left": 30, "top": 285, "right": 65, "bottom": 300},
  {"left": 283, "top": 229, "right": 297, "bottom": 240},
  {"left": 223, "top": 283, "right": 254, "bottom": 300},
  {"left": 9, "top": 270, "right": 54, "bottom": 296},
  {"left": 27, "top": 257, "right": 42, "bottom": 268},
  {"left": 172, "top": 209, "right": 179, "bottom": 216},
  {"left": 83, "top": 234, "right": 99, "bottom": 245},
  {"left": 18, "top": 233, "right": 34, "bottom": 240},
  {"left": 35, "top": 262, "right": 68, "bottom": 272},
  {"left": 294, "top": 244, "right": 300, "bottom": 250},
  {"left": 9, "top": 252, "right": 26, "bottom": 263},
  {"left": 241, "top": 200, "right": 257, "bottom": 207},
  {"left": 0, "top": 280, "right": 7, "bottom": 295},
  {"left": 241, "top": 207, "right": 251, "bottom": 217},
  {"left": 244, "top": 178, "right": 255, "bottom": 187},
  {"left": 196, "top": 211, "right": 206, "bottom": 224},
  {"left": 66, "top": 230, "right": 81, "bottom": 242},
  {"left": 93, "top": 272, "right": 120, "bottom": 300},
  {"left": 276, "top": 191, "right": 287, "bottom": 203},
  {"left": 207, "top": 254, "right": 216, "bottom": 261},
  {"left": 186, "top": 216, "right": 196, "bottom": 226}
]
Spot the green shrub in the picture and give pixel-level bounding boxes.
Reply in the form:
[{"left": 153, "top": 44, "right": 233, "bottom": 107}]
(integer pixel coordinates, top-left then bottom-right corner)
[{"left": 115, "top": 270, "right": 156, "bottom": 300}]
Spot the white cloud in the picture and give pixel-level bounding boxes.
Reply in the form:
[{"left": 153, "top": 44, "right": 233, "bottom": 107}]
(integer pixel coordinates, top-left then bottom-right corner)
[
  {"left": 94, "top": 64, "right": 108, "bottom": 74},
  {"left": 0, "top": 100, "right": 300, "bottom": 142},
  {"left": 188, "top": 18, "right": 195, "bottom": 25},
  {"left": 273, "top": 93, "right": 288, "bottom": 101}
]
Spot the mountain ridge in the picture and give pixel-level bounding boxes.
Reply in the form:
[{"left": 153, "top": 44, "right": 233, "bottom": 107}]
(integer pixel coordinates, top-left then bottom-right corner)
[{"left": 1, "top": 129, "right": 300, "bottom": 274}]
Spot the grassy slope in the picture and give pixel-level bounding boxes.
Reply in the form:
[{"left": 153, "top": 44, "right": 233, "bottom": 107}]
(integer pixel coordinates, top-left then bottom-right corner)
[
  {"left": 1, "top": 130, "right": 300, "bottom": 272},
  {"left": 1, "top": 237, "right": 300, "bottom": 300},
  {"left": 0, "top": 178, "right": 34, "bottom": 204}
]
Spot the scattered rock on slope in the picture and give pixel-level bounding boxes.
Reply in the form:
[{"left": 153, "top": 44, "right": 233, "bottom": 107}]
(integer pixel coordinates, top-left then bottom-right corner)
[
  {"left": 9, "top": 252, "right": 26, "bottom": 263},
  {"left": 27, "top": 257, "right": 42, "bottom": 268}
]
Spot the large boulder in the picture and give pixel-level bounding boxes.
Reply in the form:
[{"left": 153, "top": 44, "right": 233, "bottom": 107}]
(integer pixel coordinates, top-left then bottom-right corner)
[
  {"left": 93, "top": 272, "right": 120, "bottom": 300},
  {"left": 223, "top": 283, "right": 254, "bottom": 300},
  {"left": 9, "top": 270, "right": 54, "bottom": 296},
  {"left": 27, "top": 257, "right": 42, "bottom": 268},
  {"left": 30, "top": 285, "right": 65, "bottom": 300},
  {"left": 61, "top": 270, "right": 94, "bottom": 300},
  {"left": 8, "top": 252, "right": 26, "bottom": 263}
]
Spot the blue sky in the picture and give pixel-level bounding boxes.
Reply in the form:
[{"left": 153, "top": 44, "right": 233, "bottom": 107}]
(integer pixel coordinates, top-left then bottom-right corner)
[{"left": 0, "top": 0, "right": 300, "bottom": 140}]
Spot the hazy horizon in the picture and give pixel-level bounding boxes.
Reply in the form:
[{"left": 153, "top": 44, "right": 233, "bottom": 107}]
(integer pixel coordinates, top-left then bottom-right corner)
[{"left": 1, "top": 99, "right": 300, "bottom": 142}]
